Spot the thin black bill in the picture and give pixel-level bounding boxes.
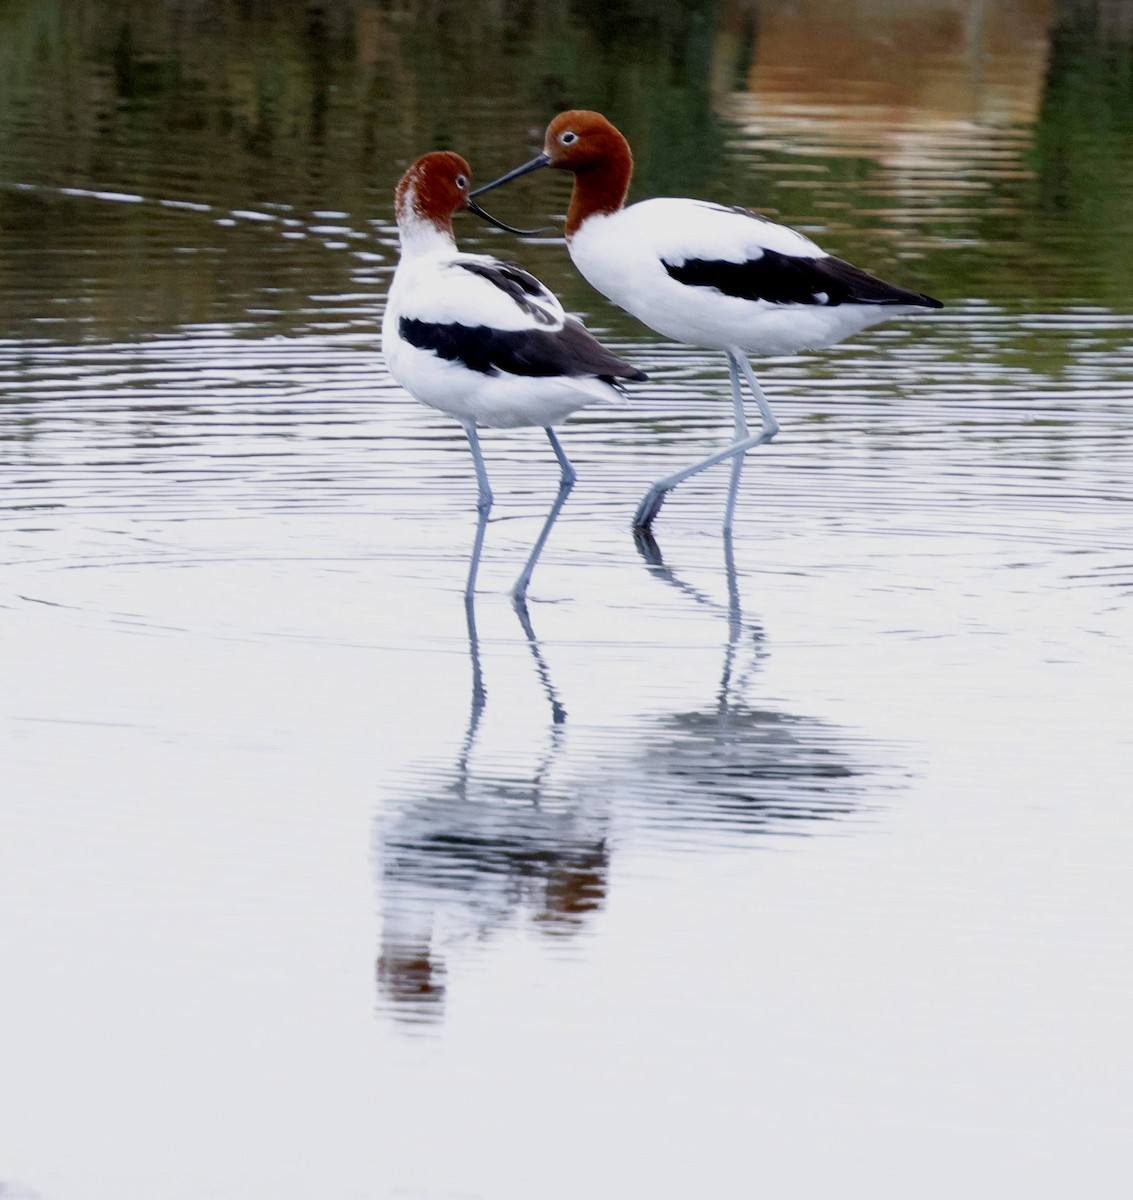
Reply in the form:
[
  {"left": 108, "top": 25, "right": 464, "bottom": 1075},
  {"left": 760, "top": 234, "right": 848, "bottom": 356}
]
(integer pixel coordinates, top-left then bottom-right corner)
[{"left": 465, "top": 196, "right": 548, "bottom": 237}]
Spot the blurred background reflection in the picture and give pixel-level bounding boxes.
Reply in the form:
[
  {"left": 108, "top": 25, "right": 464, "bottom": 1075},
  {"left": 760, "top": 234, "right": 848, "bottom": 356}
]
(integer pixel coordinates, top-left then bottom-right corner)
[{"left": 2, "top": 3, "right": 1131, "bottom": 1198}]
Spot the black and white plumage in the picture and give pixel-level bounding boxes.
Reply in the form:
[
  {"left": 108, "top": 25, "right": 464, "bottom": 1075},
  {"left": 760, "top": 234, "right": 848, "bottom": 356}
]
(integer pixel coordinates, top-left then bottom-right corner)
[
  {"left": 382, "top": 193, "right": 644, "bottom": 431},
  {"left": 569, "top": 197, "right": 942, "bottom": 357},
  {"left": 565, "top": 197, "right": 938, "bottom": 528},
  {"left": 661, "top": 240, "right": 940, "bottom": 311},
  {"left": 468, "top": 110, "right": 942, "bottom": 531},
  {"left": 452, "top": 261, "right": 559, "bottom": 325},
  {"left": 381, "top": 150, "right": 646, "bottom": 599}
]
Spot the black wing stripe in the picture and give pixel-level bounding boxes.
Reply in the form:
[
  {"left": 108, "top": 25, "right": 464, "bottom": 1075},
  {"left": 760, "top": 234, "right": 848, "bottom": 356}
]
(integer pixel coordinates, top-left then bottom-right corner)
[
  {"left": 663, "top": 250, "right": 943, "bottom": 308},
  {"left": 456, "top": 261, "right": 560, "bottom": 325},
  {"left": 400, "top": 316, "right": 648, "bottom": 382}
]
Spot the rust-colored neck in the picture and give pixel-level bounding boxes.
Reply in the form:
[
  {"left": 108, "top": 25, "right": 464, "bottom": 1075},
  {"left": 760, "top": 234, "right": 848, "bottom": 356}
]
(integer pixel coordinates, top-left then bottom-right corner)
[
  {"left": 564, "top": 154, "right": 632, "bottom": 240},
  {"left": 394, "top": 152, "right": 467, "bottom": 255}
]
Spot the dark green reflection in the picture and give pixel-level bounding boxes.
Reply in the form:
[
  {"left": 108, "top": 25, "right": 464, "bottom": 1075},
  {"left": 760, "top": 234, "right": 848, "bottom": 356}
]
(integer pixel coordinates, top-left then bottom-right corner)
[
  {"left": 2, "top": 0, "right": 1133, "bottom": 344},
  {"left": 1025, "top": 0, "right": 1133, "bottom": 303},
  {"left": 0, "top": 0, "right": 748, "bottom": 338}
]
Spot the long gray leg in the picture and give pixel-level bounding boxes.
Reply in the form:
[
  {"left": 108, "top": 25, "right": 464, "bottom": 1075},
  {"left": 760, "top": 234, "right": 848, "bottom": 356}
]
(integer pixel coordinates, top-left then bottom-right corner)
[
  {"left": 723, "top": 353, "right": 748, "bottom": 535},
  {"left": 633, "top": 349, "right": 780, "bottom": 531},
  {"left": 512, "top": 427, "right": 577, "bottom": 603},
  {"left": 464, "top": 423, "right": 493, "bottom": 599},
  {"left": 734, "top": 351, "right": 780, "bottom": 438}
]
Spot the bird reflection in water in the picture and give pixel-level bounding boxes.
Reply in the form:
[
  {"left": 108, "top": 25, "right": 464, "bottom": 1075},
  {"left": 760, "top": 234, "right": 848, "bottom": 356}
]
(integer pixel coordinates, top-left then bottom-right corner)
[
  {"left": 377, "top": 533, "right": 892, "bottom": 1026},
  {"left": 375, "top": 594, "right": 608, "bottom": 1027},
  {"left": 628, "top": 528, "right": 880, "bottom": 843}
]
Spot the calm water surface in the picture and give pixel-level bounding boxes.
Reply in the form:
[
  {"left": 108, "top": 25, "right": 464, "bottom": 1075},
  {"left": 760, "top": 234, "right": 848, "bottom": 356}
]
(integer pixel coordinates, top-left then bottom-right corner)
[{"left": 2, "top": 2, "right": 1132, "bottom": 1197}]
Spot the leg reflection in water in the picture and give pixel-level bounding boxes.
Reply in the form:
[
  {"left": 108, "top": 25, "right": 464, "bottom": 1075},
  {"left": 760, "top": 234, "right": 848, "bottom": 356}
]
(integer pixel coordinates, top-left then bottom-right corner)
[
  {"left": 628, "top": 527, "right": 880, "bottom": 840},
  {"left": 633, "top": 526, "right": 770, "bottom": 714},
  {"left": 375, "top": 592, "right": 607, "bottom": 1027},
  {"left": 376, "top": 533, "right": 897, "bottom": 1027}
]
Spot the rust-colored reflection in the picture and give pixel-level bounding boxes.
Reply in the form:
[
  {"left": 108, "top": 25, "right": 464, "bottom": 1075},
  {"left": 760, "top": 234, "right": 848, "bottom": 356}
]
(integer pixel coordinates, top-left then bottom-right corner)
[
  {"left": 374, "top": 598, "right": 610, "bottom": 1027},
  {"left": 377, "top": 947, "right": 447, "bottom": 1016},
  {"left": 375, "top": 535, "right": 887, "bottom": 1028}
]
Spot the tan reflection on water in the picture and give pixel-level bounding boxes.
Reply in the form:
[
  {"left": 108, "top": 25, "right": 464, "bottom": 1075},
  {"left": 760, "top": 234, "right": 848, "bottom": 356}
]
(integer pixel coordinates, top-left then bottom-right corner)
[
  {"left": 708, "top": 0, "right": 1062, "bottom": 261},
  {"left": 723, "top": 0, "right": 1055, "bottom": 148}
]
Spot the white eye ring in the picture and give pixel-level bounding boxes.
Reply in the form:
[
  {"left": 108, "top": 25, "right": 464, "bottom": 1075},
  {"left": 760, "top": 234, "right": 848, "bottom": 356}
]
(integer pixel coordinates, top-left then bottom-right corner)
[
  {"left": 455, "top": 174, "right": 468, "bottom": 189},
  {"left": 559, "top": 131, "right": 578, "bottom": 146}
]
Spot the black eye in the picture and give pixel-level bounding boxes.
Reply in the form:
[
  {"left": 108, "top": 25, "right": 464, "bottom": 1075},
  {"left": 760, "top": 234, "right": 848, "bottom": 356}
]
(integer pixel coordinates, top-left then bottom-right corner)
[
  {"left": 455, "top": 174, "right": 468, "bottom": 189},
  {"left": 559, "top": 131, "right": 578, "bottom": 146}
]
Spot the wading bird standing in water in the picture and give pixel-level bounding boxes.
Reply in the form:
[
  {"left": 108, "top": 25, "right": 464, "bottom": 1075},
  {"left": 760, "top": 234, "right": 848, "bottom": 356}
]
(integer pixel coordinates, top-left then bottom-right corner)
[
  {"left": 383, "top": 150, "right": 646, "bottom": 601},
  {"left": 471, "top": 111, "right": 943, "bottom": 532}
]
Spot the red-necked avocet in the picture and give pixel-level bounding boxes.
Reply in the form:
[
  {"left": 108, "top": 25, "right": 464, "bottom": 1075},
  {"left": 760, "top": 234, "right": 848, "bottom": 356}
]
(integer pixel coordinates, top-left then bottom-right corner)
[
  {"left": 383, "top": 150, "right": 647, "bottom": 601},
  {"left": 470, "top": 111, "right": 943, "bottom": 532}
]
